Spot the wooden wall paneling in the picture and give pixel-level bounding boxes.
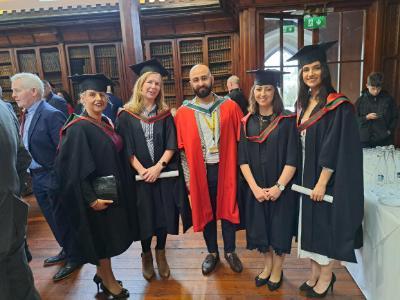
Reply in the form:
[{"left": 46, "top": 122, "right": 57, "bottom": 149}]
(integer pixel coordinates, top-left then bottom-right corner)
[
  {"left": 239, "top": 7, "right": 258, "bottom": 98},
  {"left": 172, "top": 39, "right": 183, "bottom": 104},
  {"left": 88, "top": 44, "right": 97, "bottom": 76},
  {"left": 119, "top": 0, "right": 143, "bottom": 100},
  {"left": 232, "top": 33, "right": 240, "bottom": 76},
  {"left": 58, "top": 43, "right": 70, "bottom": 91},
  {"left": 116, "top": 43, "right": 129, "bottom": 101}
]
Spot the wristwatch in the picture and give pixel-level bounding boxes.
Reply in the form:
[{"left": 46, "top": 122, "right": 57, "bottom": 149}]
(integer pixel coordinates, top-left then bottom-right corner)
[
  {"left": 158, "top": 161, "right": 167, "bottom": 169},
  {"left": 275, "top": 182, "right": 285, "bottom": 191}
]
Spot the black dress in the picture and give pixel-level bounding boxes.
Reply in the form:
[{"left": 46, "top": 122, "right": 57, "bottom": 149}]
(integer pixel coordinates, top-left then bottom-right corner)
[
  {"left": 116, "top": 109, "right": 192, "bottom": 241},
  {"left": 297, "top": 96, "right": 364, "bottom": 263},
  {"left": 55, "top": 115, "right": 139, "bottom": 265},
  {"left": 238, "top": 111, "right": 299, "bottom": 254}
]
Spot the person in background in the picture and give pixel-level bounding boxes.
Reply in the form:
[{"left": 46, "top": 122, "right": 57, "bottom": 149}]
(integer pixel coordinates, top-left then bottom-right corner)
[
  {"left": 42, "top": 80, "right": 68, "bottom": 117},
  {"left": 239, "top": 69, "right": 298, "bottom": 291},
  {"left": 117, "top": 60, "right": 192, "bottom": 281},
  {"left": 175, "top": 64, "right": 244, "bottom": 276},
  {"left": 0, "top": 99, "right": 41, "bottom": 300},
  {"left": 288, "top": 42, "right": 363, "bottom": 298},
  {"left": 57, "top": 74, "right": 139, "bottom": 298},
  {"left": 57, "top": 90, "right": 75, "bottom": 115},
  {"left": 356, "top": 72, "right": 398, "bottom": 147},
  {"left": 105, "top": 84, "right": 123, "bottom": 122},
  {"left": 12, "top": 73, "right": 82, "bottom": 282},
  {"left": 227, "top": 75, "right": 248, "bottom": 115}
]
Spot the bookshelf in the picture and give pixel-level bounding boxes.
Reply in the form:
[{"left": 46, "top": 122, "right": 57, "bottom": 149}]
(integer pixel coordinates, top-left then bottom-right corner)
[
  {"left": 40, "top": 47, "right": 63, "bottom": 92},
  {"left": 0, "top": 50, "right": 14, "bottom": 101},
  {"left": 67, "top": 43, "right": 123, "bottom": 100},
  {"left": 145, "top": 40, "right": 179, "bottom": 108},
  {"left": 17, "top": 49, "right": 38, "bottom": 74},
  {"left": 207, "top": 35, "right": 232, "bottom": 95},
  {"left": 144, "top": 34, "right": 235, "bottom": 107},
  {"left": 178, "top": 38, "right": 204, "bottom": 100},
  {"left": 94, "top": 45, "right": 120, "bottom": 98},
  {"left": 68, "top": 46, "right": 92, "bottom": 98}
]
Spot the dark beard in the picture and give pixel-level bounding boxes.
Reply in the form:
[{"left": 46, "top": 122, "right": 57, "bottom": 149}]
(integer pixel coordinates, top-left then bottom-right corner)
[{"left": 193, "top": 85, "right": 212, "bottom": 98}]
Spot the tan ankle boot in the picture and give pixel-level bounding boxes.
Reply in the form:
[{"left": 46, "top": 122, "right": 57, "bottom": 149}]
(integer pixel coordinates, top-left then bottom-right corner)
[
  {"left": 155, "top": 249, "right": 170, "bottom": 278},
  {"left": 141, "top": 251, "right": 155, "bottom": 280}
]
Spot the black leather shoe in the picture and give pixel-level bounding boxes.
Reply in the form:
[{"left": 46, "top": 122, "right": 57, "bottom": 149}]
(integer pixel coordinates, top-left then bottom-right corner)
[
  {"left": 267, "top": 271, "right": 283, "bottom": 291},
  {"left": 93, "top": 274, "right": 123, "bottom": 293},
  {"left": 299, "top": 280, "right": 316, "bottom": 291},
  {"left": 202, "top": 253, "right": 220, "bottom": 275},
  {"left": 306, "top": 273, "right": 336, "bottom": 298},
  {"left": 255, "top": 273, "right": 269, "bottom": 287},
  {"left": 224, "top": 252, "right": 243, "bottom": 273},
  {"left": 100, "top": 282, "right": 130, "bottom": 299},
  {"left": 52, "top": 261, "right": 82, "bottom": 282},
  {"left": 43, "top": 249, "right": 66, "bottom": 267}
]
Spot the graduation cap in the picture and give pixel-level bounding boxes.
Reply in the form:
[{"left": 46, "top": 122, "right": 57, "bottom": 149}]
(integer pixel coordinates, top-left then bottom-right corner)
[
  {"left": 246, "top": 69, "right": 287, "bottom": 87},
  {"left": 68, "top": 74, "right": 113, "bottom": 93},
  {"left": 129, "top": 59, "right": 169, "bottom": 77},
  {"left": 287, "top": 41, "right": 337, "bottom": 68}
]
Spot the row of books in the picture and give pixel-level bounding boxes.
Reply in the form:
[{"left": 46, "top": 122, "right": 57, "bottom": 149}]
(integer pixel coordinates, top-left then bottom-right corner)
[
  {"left": 70, "top": 59, "right": 92, "bottom": 75},
  {"left": 181, "top": 53, "right": 203, "bottom": 66},
  {"left": 0, "top": 78, "right": 11, "bottom": 88},
  {"left": 208, "top": 37, "right": 231, "bottom": 51},
  {"left": 18, "top": 53, "right": 37, "bottom": 73},
  {"left": 41, "top": 51, "right": 62, "bottom": 73},
  {"left": 94, "top": 46, "right": 117, "bottom": 58},
  {"left": 0, "top": 52, "right": 11, "bottom": 64},
  {"left": 209, "top": 49, "right": 231, "bottom": 63},
  {"left": 150, "top": 43, "right": 172, "bottom": 56},
  {"left": 163, "top": 82, "right": 176, "bottom": 95},
  {"left": 180, "top": 41, "right": 203, "bottom": 53},
  {"left": 165, "top": 96, "right": 177, "bottom": 108},
  {"left": 0, "top": 64, "right": 13, "bottom": 76},
  {"left": 210, "top": 63, "right": 231, "bottom": 75},
  {"left": 155, "top": 56, "right": 174, "bottom": 69},
  {"left": 213, "top": 78, "right": 228, "bottom": 93},
  {"left": 95, "top": 57, "right": 119, "bottom": 78},
  {"left": 69, "top": 47, "right": 90, "bottom": 59}
]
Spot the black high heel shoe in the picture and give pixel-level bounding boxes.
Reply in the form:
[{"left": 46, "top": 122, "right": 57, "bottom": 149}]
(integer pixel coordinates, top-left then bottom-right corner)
[
  {"left": 299, "top": 280, "right": 317, "bottom": 291},
  {"left": 93, "top": 274, "right": 123, "bottom": 293},
  {"left": 266, "top": 271, "right": 283, "bottom": 291},
  {"left": 255, "top": 273, "right": 270, "bottom": 287},
  {"left": 306, "top": 273, "right": 336, "bottom": 298},
  {"left": 100, "top": 282, "right": 129, "bottom": 299}
]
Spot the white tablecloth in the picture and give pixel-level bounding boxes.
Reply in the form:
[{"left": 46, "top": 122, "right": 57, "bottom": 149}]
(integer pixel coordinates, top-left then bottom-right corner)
[{"left": 344, "top": 184, "right": 400, "bottom": 300}]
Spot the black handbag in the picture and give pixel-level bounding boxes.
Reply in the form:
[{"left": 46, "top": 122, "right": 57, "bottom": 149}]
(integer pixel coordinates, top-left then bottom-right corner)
[{"left": 92, "top": 175, "right": 118, "bottom": 202}]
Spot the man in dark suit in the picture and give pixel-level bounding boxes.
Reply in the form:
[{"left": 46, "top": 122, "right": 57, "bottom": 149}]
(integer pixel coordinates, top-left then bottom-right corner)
[
  {"left": 227, "top": 75, "right": 248, "bottom": 115},
  {"left": 11, "top": 73, "right": 82, "bottom": 282},
  {"left": 42, "top": 80, "right": 69, "bottom": 117},
  {"left": 0, "top": 100, "right": 41, "bottom": 299}
]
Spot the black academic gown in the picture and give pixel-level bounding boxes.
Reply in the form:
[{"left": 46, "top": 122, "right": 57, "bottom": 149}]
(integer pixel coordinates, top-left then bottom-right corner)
[
  {"left": 238, "top": 111, "right": 299, "bottom": 253},
  {"left": 116, "top": 109, "right": 192, "bottom": 241},
  {"left": 55, "top": 115, "right": 139, "bottom": 265},
  {"left": 298, "top": 95, "right": 364, "bottom": 263}
]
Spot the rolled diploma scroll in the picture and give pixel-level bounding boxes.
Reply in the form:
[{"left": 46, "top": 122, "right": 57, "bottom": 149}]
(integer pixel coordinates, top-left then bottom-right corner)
[
  {"left": 135, "top": 170, "right": 179, "bottom": 181},
  {"left": 291, "top": 184, "right": 333, "bottom": 203}
]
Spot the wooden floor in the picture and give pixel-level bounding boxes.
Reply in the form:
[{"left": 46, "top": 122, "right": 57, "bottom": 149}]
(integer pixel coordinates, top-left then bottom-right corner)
[{"left": 26, "top": 194, "right": 364, "bottom": 300}]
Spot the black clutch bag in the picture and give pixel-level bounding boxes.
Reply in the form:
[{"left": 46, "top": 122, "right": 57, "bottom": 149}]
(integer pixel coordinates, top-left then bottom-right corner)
[{"left": 92, "top": 175, "right": 118, "bottom": 202}]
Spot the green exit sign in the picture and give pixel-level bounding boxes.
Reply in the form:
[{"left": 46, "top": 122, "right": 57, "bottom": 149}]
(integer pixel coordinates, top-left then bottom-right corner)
[
  {"left": 304, "top": 16, "right": 327, "bottom": 29},
  {"left": 283, "top": 25, "right": 295, "bottom": 33}
]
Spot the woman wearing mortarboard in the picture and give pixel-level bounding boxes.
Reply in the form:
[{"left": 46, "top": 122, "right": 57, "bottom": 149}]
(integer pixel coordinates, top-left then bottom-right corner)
[
  {"left": 288, "top": 42, "right": 363, "bottom": 298},
  {"left": 238, "top": 69, "right": 299, "bottom": 291},
  {"left": 115, "top": 59, "right": 192, "bottom": 281},
  {"left": 55, "top": 74, "right": 139, "bottom": 299}
]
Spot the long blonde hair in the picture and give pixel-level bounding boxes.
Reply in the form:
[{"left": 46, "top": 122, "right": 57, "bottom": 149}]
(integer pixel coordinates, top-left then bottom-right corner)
[{"left": 124, "top": 71, "right": 168, "bottom": 114}]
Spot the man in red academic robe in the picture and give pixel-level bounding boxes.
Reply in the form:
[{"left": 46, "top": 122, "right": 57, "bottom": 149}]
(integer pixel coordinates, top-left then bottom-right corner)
[{"left": 175, "top": 64, "right": 243, "bottom": 275}]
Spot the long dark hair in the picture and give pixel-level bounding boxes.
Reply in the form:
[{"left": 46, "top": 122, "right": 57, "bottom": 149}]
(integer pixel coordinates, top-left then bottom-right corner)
[
  {"left": 58, "top": 90, "right": 75, "bottom": 108},
  {"left": 248, "top": 84, "right": 284, "bottom": 115},
  {"left": 297, "top": 61, "right": 336, "bottom": 110}
]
